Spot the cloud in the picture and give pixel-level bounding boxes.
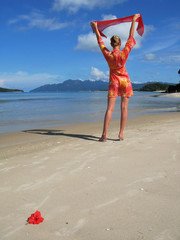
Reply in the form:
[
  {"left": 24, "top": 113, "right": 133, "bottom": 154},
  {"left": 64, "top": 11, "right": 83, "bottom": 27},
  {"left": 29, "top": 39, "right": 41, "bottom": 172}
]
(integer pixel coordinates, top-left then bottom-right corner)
[
  {"left": 0, "top": 71, "right": 62, "bottom": 91},
  {"left": 158, "top": 54, "right": 180, "bottom": 64},
  {"left": 144, "top": 53, "right": 156, "bottom": 60},
  {"left": 89, "top": 67, "right": 109, "bottom": 81},
  {"left": 52, "top": 0, "right": 127, "bottom": 13},
  {"left": 75, "top": 32, "right": 99, "bottom": 52},
  {"left": 142, "top": 52, "right": 180, "bottom": 65},
  {"left": 99, "top": 14, "right": 117, "bottom": 21},
  {"left": 8, "top": 10, "right": 70, "bottom": 31},
  {"left": 141, "top": 22, "right": 180, "bottom": 65},
  {"left": 146, "top": 37, "right": 178, "bottom": 54}
]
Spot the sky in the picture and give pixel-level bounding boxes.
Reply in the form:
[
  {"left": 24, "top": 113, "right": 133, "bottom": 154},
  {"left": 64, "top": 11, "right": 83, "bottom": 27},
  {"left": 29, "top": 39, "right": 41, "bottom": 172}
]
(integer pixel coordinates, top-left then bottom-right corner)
[{"left": 0, "top": 0, "right": 180, "bottom": 92}]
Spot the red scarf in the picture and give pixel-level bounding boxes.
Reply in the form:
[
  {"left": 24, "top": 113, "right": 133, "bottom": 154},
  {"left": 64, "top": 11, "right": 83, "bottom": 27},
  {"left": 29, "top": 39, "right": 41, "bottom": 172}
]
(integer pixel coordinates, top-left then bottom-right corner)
[{"left": 91, "top": 14, "right": 144, "bottom": 38}]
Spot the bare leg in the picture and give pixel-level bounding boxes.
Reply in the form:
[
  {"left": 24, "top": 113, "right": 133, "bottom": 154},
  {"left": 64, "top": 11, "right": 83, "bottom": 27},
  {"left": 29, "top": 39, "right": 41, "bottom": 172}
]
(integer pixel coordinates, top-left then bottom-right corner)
[
  {"left": 100, "top": 97, "right": 117, "bottom": 140},
  {"left": 118, "top": 97, "right": 129, "bottom": 140}
]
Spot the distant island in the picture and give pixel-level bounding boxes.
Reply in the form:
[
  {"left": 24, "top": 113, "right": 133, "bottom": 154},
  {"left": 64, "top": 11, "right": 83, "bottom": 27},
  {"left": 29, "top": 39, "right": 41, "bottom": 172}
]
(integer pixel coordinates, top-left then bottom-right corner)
[
  {"left": 29, "top": 79, "right": 153, "bottom": 92},
  {"left": 30, "top": 80, "right": 108, "bottom": 92},
  {"left": 30, "top": 79, "right": 178, "bottom": 93},
  {"left": 0, "top": 87, "right": 24, "bottom": 92}
]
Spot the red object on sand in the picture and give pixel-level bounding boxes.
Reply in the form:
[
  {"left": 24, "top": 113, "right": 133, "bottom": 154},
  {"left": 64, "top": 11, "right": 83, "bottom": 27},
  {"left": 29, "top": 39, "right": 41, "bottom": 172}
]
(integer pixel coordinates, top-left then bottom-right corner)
[
  {"left": 91, "top": 14, "right": 144, "bottom": 38},
  {"left": 28, "top": 211, "right": 44, "bottom": 224}
]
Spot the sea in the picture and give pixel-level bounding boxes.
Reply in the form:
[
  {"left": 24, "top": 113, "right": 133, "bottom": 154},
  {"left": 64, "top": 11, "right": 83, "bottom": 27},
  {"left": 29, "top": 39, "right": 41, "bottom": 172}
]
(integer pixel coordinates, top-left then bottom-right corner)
[{"left": 0, "top": 91, "right": 180, "bottom": 133}]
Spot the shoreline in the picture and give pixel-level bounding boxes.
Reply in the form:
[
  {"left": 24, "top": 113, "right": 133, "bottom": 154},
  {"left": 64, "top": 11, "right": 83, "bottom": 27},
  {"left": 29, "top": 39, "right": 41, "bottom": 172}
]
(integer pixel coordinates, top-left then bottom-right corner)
[
  {"left": 1, "top": 91, "right": 179, "bottom": 135},
  {"left": 1, "top": 112, "right": 180, "bottom": 240},
  {"left": 0, "top": 106, "right": 179, "bottom": 135},
  {"left": 1, "top": 112, "right": 179, "bottom": 159}
]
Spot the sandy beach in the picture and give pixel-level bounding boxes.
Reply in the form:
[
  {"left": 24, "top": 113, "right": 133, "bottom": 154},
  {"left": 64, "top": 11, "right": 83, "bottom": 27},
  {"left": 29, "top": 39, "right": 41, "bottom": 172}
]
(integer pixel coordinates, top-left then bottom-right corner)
[
  {"left": 0, "top": 112, "right": 180, "bottom": 240},
  {"left": 152, "top": 92, "right": 180, "bottom": 98}
]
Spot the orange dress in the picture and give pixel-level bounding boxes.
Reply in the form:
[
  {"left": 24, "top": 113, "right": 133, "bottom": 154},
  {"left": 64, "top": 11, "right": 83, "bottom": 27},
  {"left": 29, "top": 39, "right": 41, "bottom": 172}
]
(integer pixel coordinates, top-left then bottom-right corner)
[{"left": 97, "top": 35, "right": 136, "bottom": 98}]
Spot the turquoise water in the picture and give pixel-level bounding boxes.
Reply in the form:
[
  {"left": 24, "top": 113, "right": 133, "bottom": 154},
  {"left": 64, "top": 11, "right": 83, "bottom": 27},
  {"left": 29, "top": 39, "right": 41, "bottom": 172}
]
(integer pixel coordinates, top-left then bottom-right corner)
[{"left": 0, "top": 91, "right": 179, "bottom": 133}]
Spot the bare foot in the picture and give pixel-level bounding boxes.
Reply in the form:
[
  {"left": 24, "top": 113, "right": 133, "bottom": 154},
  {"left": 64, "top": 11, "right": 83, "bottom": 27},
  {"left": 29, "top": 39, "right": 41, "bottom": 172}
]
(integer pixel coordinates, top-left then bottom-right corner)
[
  {"left": 99, "top": 135, "right": 107, "bottom": 142},
  {"left": 118, "top": 134, "right": 124, "bottom": 140}
]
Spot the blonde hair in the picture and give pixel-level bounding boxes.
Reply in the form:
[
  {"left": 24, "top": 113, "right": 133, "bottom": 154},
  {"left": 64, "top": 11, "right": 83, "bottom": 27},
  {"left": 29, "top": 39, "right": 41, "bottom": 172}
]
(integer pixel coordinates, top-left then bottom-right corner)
[{"left": 110, "top": 35, "right": 121, "bottom": 47}]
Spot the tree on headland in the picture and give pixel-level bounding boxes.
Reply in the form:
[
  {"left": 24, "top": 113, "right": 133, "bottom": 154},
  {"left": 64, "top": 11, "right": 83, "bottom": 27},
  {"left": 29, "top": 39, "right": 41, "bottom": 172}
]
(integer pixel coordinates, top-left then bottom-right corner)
[
  {"left": 139, "top": 82, "right": 169, "bottom": 92},
  {"left": 167, "top": 69, "right": 180, "bottom": 92},
  {"left": 0, "top": 87, "right": 24, "bottom": 92}
]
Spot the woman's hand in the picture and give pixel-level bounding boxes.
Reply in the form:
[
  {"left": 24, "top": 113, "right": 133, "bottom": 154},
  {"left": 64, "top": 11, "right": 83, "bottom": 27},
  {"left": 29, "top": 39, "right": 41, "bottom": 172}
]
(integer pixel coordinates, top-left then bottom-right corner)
[
  {"left": 91, "top": 21, "right": 100, "bottom": 38},
  {"left": 91, "top": 21, "right": 98, "bottom": 30},
  {"left": 129, "top": 14, "right": 140, "bottom": 37},
  {"left": 133, "top": 14, "right": 140, "bottom": 22}
]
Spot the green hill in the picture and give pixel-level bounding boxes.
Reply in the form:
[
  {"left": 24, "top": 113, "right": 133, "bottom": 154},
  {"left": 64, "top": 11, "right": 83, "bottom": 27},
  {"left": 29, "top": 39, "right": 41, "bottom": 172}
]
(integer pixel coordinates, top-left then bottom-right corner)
[
  {"left": 0, "top": 87, "right": 24, "bottom": 92},
  {"left": 139, "top": 82, "right": 169, "bottom": 92}
]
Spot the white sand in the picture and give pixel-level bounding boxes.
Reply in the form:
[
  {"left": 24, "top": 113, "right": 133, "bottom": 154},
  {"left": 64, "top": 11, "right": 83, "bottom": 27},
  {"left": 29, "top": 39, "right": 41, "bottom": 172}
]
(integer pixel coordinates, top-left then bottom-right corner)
[
  {"left": 0, "top": 113, "right": 180, "bottom": 240},
  {"left": 155, "top": 92, "right": 180, "bottom": 98}
]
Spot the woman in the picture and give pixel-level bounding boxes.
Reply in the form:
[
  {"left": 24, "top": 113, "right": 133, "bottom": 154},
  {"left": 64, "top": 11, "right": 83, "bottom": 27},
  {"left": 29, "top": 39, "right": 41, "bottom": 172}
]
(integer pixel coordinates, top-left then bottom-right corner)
[{"left": 91, "top": 14, "right": 140, "bottom": 142}]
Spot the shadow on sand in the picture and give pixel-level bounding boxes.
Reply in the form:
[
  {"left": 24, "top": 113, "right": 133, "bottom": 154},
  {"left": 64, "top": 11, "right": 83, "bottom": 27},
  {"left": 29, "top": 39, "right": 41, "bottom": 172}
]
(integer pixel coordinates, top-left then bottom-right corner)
[
  {"left": 23, "top": 129, "right": 117, "bottom": 142},
  {"left": 23, "top": 129, "right": 100, "bottom": 142}
]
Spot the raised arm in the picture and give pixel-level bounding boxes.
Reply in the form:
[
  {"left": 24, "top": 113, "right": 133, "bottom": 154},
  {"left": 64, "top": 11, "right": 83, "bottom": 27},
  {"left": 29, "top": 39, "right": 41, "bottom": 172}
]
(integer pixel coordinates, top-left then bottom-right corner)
[
  {"left": 129, "top": 14, "right": 140, "bottom": 38},
  {"left": 91, "top": 21, "right": 100, "bottom": 40},
  {"left": 91, "top": 21, "right": 110, "bottom": 59}
]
